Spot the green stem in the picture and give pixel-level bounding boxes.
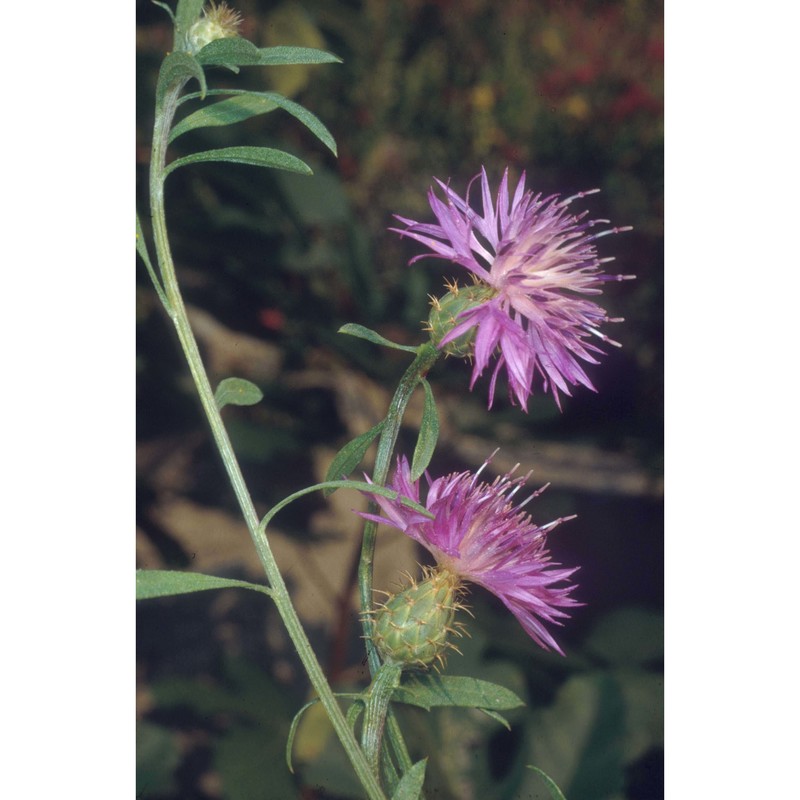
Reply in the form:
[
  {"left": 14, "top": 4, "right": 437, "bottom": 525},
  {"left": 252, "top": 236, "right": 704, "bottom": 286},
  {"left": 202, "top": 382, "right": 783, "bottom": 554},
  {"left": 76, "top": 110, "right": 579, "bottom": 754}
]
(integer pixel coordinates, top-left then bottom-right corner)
[
  {"left": 357, "top": 342, "right": 440, "bottom": 788},
  {"left": 361, "top": 662, "right": 403, "bottom": 776},
  {"left": 147, "top": 79, "right": 387, "bottom": 800},
  {"left": 358, "top": 341, "right": 440, "bottom": 671}
]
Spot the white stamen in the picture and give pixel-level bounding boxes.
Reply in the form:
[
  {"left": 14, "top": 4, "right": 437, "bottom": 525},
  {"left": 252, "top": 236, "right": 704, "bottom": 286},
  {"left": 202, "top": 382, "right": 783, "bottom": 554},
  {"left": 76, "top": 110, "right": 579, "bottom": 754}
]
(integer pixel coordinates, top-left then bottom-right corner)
[
  {"left": 565, "top": 188, "right": 601, "bottom": 204},
  {"left": 518, "top": 482, "right": 550, "bottom": 509}
]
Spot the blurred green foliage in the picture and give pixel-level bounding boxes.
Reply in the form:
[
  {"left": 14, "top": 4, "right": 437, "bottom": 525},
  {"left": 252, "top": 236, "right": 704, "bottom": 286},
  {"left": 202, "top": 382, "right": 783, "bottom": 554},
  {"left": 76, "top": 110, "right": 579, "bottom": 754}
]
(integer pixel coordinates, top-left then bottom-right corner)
[{"left": 137, "top": 0, "right": 663, "bottom": 797}]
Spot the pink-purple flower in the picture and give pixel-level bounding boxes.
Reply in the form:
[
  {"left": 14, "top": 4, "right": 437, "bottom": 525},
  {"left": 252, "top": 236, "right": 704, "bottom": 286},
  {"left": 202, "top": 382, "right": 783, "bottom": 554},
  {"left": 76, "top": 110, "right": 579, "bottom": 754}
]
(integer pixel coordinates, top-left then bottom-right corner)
[
  {"left": 360, "top": 454, "right": 580, "bottom": 655},
  {"left": 392, "top": 167, "right": 634, "bottom": 410}
]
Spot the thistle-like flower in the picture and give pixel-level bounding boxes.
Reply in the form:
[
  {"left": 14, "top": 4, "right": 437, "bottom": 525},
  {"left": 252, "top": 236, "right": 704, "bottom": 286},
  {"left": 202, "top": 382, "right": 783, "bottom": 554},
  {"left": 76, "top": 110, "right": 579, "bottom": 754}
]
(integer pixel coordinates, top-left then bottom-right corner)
[
  {"left": 392, "top": 168, "right": 634, "bottom": 410},
  {"left": 361, "top": 454, "right": 580, "bottom": 655}
]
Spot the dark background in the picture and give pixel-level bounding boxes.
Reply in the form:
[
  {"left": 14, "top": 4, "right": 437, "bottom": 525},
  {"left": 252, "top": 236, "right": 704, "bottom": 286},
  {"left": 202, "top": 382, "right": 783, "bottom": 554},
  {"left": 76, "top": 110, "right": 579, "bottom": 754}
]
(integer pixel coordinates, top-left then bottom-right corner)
[{"left": 137, "top": 1, "right": 663, "bottom": 798}]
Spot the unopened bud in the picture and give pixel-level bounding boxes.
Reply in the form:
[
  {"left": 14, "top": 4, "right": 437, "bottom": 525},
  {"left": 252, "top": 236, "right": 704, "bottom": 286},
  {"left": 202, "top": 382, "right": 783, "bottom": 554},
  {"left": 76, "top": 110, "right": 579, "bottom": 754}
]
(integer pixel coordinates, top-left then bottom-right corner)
[
  {"left": 187, "top": 2, "right": 243, "bottom": 54},
  {"left": 371, "top": 567, "right": 465, "bottom": 670}
]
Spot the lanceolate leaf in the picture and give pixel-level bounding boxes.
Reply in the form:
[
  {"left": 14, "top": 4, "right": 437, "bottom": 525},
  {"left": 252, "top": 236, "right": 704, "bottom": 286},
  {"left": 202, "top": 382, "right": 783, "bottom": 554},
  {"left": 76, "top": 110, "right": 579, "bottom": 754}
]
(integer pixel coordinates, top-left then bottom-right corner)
[
  {"left": 170, "top": 93, "right": 280, "bottom": 142},
  {"left": 175, "top": 0, "right": 205, "bottom": 50},
  {"left": 479, "top": 708, "right": 512, "bottom": 730},
  {"left": 260, "top": 93, "right": 337, "bottom": 154},
  {"left": 346, "top": 701, "right": 364, "bottom": 729},
  {"left": 156, "top": 51, "right": 207, "bottom": 110},
  {"left": 391, "top": 759, "right": 427, "bottom": 800},
  {"left": 164, "top": 146, "right": 312, "bottom": 177},
  {"left": 259, "top": 480, "right": 434, "bottom": 538},
  {"left": 135, "top": 213, "right": 153, "bottom": 268},
  {"left": 338, "top": 323, "right": 418, "bottom": 353},
  {"left": 324, "top": 420, "right": 386, "bottom": 496},
  {"left": 136, "top": 569, "right": 273, "bottom": 600},
  {"left": 197, "top": 37, "right": 341, "bottom": 69},
  {"left": 214, "top": 377, "right": 264, "bottom": 409},
  {"left": 136, "top": 213, "right": 169, "bottom": 310},
  {"left": 285, "top": 698, "right": 320, "bottom": 774},
  {"left": 392, "top": 674, "right": 525, "bottom": 712},
  {"left": 527, "top": 766, "right": 568, "bottom": 800},
  {"left": 170, "top": 91, "right": 337, "bottom": 155},
  {"left": 151, "top": 1, "right": 175, "bottom": 24},
  {"left": 195, "top": 38, "right": 266, "bottom": 68},
  {"left": 253, "top": 45, "right": 343, "bottom": 66},
  {"left": 410, "top": 379, "right": 439, "bottom": 481},
  {"left": 176, "top": 0, "right": 205, "bottom": 31}
]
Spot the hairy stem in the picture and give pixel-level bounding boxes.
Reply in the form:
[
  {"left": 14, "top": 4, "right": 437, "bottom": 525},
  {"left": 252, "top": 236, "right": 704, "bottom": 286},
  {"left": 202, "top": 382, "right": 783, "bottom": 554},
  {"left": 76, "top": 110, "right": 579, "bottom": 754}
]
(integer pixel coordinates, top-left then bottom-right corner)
[{"left": 147, "top": 78, "right": 387, "bottom": 800}]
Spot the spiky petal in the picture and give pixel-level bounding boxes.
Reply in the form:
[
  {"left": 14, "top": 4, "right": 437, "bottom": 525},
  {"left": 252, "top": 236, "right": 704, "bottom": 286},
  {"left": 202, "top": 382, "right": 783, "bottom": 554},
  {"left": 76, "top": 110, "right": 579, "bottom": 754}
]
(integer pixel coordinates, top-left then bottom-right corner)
[
  {"left": 392, "top": 168, "right": 634, "bottom": 410},
  {"left": 360, "top": 454, "right": 580, "bottom": 655}
]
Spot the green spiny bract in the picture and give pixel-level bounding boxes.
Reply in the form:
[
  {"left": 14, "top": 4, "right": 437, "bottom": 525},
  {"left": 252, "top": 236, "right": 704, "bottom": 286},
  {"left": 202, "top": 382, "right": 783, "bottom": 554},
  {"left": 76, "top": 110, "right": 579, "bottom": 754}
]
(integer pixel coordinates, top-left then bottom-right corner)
[
  {"left": 427, "top": 281, "right": 496, "bottom": 358},
  {"left": 370, "top": 567, "right": 465, "bottom": 670}
]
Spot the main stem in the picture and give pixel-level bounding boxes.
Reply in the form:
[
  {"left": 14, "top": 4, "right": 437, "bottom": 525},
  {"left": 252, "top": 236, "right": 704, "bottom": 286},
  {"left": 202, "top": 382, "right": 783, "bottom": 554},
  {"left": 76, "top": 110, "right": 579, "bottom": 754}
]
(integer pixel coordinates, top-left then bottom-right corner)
[{"left": 148, "top": 79, "right": 387, "bottom": 800}]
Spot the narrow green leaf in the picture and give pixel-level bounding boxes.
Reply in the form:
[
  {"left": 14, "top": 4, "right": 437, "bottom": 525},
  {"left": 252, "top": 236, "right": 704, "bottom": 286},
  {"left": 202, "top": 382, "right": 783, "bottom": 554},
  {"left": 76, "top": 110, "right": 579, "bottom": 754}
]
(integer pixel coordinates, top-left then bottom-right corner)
[
  {"left": 527, "top": 766, "right": 568, "bottom": 800},
  {"left": 151, "top": 1, "right": 176, "bottom": 24},
  {"left": 156, "top": 51, "right": 206, "bottom": 111},
  {"left": 410, "top": 379, "right": 439, "bottom": 481},
  {"left": 171, "top": 93, "right": 279, "bottom": 142},
  {"left": 195, "top": 37, "right": 256, "bottom": 71},
  {"left": 214, "top": 377, "right": 264, "bottom": 409},
  {"left": 169, "top": 91, "right": 337, "bottom": 155},
  {"left": 175, "top": 0, "right": 205, "bottom": 39},
  {"left": 259, "top": 480, "right": 434, "bottom": 537},
  {"left": 135, "top": 213, "right": 152, "bottom": 267},
  {"left": 254, "top": 45, "right": 343, "bottom": 66},
  {"left": 338, "top": 323, "right": 418, "bottom": 353},
  {"left": 164, "top": 146, "right": 312, "bottom": 177},
  {"left": 324, "top": 420, "right": 386, "bottom": 496},
  {"left": 136, "top": 569, "right": 273, "bottom": 600},
  {"left": 346, "top": 700, "right": 364, "bottom": 730},
  {"left": 258, "top": 92, "right": 337, "bottom": 155},
  {"left": 479, "top": 709, "right": 512, "bottom": 730},
  {"left": 391, "top": 759, "right": 427, "bottom": 800},
  {"left": 285, "top": 698, "right": 320, "bottom": 774},
  {"left": 392, "top": 675, "right": 525, "bottom": 712},
  {"left": 197, "top": 38, "right": 341, "bottom": 68},
  {"left": 136, "top": 213, "right": 169, "bottom": 310}
]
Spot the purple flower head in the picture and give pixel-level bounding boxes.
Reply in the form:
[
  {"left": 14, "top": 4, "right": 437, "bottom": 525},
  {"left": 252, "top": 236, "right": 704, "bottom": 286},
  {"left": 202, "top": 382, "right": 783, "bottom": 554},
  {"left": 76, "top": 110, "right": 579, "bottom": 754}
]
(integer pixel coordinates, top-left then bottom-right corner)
[
  {"left": 392, "top": 168, "right": 634, "bottom": 410},
  {"left": 360, "top": 454, "right": 580, "bottom": 655}
]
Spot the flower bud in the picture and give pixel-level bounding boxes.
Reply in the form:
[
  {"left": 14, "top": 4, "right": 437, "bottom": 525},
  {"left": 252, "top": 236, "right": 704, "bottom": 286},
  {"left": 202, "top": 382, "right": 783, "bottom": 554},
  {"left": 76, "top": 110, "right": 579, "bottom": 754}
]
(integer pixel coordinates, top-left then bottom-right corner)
[
  {"left": 371, "top": 567, "right": 464, "bottom": 670},
  {"left": 187, "top": 2, "right": 243, "bottom": 54},
  {"left": 428, "top": 282, "right": 496, "bottom": 357}
]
